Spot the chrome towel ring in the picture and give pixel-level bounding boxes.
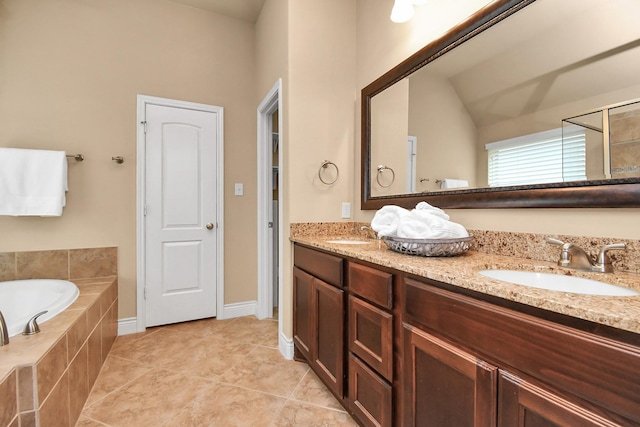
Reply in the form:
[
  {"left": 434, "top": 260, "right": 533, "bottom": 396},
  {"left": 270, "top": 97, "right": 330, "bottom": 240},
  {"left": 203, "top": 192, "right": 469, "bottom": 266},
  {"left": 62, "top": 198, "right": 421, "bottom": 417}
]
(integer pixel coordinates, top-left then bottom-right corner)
[
  {"left": 319, "top": 160, "right": 339, "bottom": 185},
  {"left": 376, "top": 165, "right": 395, "bottom": 188}
]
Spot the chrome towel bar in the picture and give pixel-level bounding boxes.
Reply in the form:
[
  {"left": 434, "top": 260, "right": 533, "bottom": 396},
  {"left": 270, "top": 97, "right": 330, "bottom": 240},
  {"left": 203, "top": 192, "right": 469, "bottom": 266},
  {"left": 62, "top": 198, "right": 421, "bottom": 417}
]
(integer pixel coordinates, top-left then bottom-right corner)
[{"left": 66, "top": 154, "right": 84, "bottom": 162}]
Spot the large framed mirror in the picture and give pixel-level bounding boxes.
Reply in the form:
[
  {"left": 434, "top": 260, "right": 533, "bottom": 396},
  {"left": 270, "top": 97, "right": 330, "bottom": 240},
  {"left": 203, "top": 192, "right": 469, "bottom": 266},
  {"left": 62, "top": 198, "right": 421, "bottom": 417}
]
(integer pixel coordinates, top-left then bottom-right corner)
[{"left": 362, "top": 0, "right": 640, "bottom": 209}]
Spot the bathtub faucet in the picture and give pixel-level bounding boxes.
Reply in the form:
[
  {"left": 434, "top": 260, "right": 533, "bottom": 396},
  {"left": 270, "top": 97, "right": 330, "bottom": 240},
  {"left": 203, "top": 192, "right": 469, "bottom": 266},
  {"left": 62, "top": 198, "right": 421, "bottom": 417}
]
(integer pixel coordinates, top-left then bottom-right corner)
[{"left": 0, "top": 310, "right": 8, "bottom": 346}]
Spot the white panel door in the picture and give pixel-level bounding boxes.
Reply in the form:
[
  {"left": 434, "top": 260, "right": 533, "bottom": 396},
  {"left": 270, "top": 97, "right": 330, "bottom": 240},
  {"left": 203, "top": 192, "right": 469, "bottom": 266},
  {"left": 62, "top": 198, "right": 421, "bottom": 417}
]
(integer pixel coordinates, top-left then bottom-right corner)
[{"left": 145, "top": 104, "right": 218, "bottom": 327}]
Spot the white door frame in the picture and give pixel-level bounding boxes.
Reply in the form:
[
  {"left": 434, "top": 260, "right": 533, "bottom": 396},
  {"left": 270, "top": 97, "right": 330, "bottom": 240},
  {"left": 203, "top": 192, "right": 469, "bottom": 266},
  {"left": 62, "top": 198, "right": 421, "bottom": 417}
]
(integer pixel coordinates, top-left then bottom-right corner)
[
  {"left": 256, "top": 80, "right": 283, "bottom": 325},
  {"left": 136, "top": 94, "right": 225, "bottom": 333}
]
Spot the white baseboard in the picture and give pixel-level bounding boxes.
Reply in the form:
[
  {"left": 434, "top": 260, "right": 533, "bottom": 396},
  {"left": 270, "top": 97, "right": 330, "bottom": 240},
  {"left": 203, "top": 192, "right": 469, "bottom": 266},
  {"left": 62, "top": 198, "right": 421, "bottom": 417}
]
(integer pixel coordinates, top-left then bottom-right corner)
[
  {"left": 279, "top": 331, "right": 294, "bottom": 360},
  {"left": 118, "top": 300, "right": 259, "bottom": 336},
  {"left": 118, "top": 317, "right": 138, "bottom": 336},
  {"left": 221, "top": 300, "right": 257, "bottom": 320}
]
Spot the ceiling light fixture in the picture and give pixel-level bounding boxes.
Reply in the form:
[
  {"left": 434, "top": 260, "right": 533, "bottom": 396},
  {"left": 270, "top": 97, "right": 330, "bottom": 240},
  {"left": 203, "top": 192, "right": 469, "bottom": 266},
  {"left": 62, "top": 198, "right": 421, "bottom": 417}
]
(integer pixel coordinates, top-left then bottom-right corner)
[
  {"left": 390, "top": 0, "right": 427, "bottom": 23},
  {"left": 390, "top": 0, "right": 415, "bottom": 23}
]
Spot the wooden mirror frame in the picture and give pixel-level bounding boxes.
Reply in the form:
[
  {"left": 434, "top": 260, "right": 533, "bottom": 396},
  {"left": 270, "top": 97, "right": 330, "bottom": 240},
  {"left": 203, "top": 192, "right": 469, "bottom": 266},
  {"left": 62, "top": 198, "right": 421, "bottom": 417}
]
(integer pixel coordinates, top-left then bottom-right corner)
[{"left": 361, "top": 0, "right": 640, "bottom": 209}]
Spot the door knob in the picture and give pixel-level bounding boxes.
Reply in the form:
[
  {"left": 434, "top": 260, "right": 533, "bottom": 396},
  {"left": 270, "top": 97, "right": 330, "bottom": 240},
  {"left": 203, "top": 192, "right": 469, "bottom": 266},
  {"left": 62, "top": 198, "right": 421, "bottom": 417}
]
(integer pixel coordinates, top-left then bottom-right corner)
[{"left": 206, "top": 223, "right": 215, "bottom": 230}]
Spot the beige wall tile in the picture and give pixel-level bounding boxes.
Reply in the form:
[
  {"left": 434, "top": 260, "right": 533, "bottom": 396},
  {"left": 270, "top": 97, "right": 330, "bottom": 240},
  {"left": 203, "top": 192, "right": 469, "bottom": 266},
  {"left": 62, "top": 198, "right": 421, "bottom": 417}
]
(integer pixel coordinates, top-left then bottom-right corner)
[
  {"left": 18, "top": 365, "right": 35, "bottom": 412},
  {"left": 36, "top": 337, "right": 68, "bottom": 403},
  {"left": 87, "top": 327, "right": 102, "bottom": 390},
  {"left": 69, "top": 247, "right": 117, "bottom": 279},
  {"left": 101, "top": 303, "right": 118, "bottom": 362},
  {"left": 86, "top": 299, "right": 101, "bottom": 335},
  {"left": 68, "top": 344, "right": 89, "bottom": 426},
  {"left": 8, "top": 414, "right": 19, "bottom": 427},
  {"left": 38, "top": 371, "right": 69, "bottom": 427},
  {"left": 0, "top": 252, "right": 16, "bottom": 281},
  {"left": 96, "top": 280, "right": 118, "bottom": 317},
  {"left": 16, "top": 250, "right": 68, "bottom": 280},
  {"left": 19, "top": 411, "right": 36, "bottom": 427},
  {"left": 67, "top": 313, "right": 88, "bottom": 362},
  {"left": 0, "top": 370, "right": 17, "bottom": 427}
]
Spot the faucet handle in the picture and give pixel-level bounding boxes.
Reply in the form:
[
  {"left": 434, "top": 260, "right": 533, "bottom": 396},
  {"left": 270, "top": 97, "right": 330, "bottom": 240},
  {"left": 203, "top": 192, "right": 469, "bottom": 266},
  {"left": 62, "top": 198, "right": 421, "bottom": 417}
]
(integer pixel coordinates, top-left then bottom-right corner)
[
  {"left": 545, "top": 237, "right": 576, "bottom": 268},
  {"left": 596, "top": 243, "right": 626, "bottom": 268},
  {"left": 0, "top": 311, "right": 9, "bottom": 346},
  {"left": 23, "top": 311, "right": 48, "bottom": 335},
  {"left": 545, "top": 237, "right": 565, "bottom": 246}
]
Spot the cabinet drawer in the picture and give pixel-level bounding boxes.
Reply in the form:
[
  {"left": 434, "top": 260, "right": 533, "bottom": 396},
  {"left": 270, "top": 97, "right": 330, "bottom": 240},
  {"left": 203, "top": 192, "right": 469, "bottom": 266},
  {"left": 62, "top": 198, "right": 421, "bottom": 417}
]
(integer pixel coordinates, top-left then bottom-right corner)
[
  {"left": 348, "top": 263, "right": 393, "bottom": 309},
  {"left": 348, "top": 353, "right": 392, "bottom": 427},
  {"left": 294, "top": 244, "right": 343, "bottom": 288},
  {"left": 348, "top": 295, "right": 393, "bottom": 381}
]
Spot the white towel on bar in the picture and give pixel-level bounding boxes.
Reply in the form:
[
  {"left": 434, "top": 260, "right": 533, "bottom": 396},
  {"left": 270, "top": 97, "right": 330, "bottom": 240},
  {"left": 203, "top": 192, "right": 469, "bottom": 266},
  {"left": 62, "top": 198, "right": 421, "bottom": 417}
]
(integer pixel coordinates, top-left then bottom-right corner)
[
  {"left": 440, "top": 178, "right": 469, "bottom": 189},
  {"left": 0, "top": 148, "right": 68, "bottom": 216}
]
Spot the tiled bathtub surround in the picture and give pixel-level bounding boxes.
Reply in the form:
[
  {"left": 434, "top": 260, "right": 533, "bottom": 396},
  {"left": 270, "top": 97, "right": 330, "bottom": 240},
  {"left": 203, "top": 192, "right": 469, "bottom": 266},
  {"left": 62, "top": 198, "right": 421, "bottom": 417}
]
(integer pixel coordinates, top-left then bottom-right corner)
[
  {"left": 0, "top": 247, "right": 118, "bottom": 427},
  {"left": 0, "top": 247, "right": 117, "bottom": 282}
]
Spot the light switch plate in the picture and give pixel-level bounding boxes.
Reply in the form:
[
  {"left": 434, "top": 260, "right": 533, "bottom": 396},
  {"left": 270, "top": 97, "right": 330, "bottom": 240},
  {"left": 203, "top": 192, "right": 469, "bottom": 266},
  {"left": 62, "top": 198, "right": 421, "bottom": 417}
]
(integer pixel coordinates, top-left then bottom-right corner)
[
  {"left": 341, "top": 202, "right": 351, "bottom": 218},
  {"left": 235, "top": 183, "right": 243, "bottom": 196}
]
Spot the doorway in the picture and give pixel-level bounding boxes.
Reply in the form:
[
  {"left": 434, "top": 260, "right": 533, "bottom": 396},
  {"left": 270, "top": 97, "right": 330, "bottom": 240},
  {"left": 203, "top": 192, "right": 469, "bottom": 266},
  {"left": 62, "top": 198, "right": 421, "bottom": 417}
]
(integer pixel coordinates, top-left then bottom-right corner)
[
  {"left": 136, "top": 95, "right": 225, "bottom": 332},
  {"left": 257, "top": 80, "right": 284, "bottom": 353}
]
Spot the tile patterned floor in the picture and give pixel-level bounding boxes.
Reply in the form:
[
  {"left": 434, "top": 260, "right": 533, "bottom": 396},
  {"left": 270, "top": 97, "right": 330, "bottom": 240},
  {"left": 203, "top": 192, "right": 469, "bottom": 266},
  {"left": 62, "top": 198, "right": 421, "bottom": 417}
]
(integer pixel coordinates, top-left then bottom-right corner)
[{"left": 76, "top": 316, "right": 357, "bottom": 426}]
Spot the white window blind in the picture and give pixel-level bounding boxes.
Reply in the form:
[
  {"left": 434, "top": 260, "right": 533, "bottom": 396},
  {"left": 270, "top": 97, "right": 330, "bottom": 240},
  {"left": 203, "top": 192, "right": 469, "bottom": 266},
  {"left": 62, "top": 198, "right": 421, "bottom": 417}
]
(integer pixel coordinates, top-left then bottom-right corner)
[{"left": 486, "top": 127, "right": 586, "bottom": 187}]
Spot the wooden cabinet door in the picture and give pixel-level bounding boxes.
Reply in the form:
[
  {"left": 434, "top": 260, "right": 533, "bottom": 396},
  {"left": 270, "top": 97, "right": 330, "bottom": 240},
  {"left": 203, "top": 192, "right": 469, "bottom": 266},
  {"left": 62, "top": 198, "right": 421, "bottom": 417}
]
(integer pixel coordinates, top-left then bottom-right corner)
[
  {"left": 293, "top": 266, "right": 313, "bottom": 361},
  {"left": 348, "top": 353, "right": 393, "bottom": 427},
  {"left": 403, "top": 324, "right": 498, "bottom": 427},
  {"left": 348, "top": 295, "right": 393, "bottom": 381},
  {"left": 312, "top": 278, "right": 345, "bottom": 398},
  {"left": 498, "top": 371, "right": 626, "bottom": 427}
]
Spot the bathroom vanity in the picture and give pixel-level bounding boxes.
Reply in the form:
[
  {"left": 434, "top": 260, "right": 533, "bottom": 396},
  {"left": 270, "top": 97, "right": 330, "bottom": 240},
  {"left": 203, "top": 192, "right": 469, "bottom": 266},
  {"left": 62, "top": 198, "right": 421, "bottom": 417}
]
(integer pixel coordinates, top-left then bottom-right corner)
[{"left": 292, "top": 238, "right": 640, "bottom": 427}]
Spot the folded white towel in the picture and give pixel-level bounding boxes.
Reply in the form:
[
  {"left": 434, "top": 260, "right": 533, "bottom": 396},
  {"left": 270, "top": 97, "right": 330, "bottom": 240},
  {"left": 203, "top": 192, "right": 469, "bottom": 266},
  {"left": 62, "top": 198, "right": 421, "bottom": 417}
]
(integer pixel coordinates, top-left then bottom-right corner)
[
  {"left": 440, "top": 178, "right": 469, "bottom": 189},
  {"left": 0, "top": 148, "right": 68, "bottom": 216},
  {"left": 371, "top": 202, "right": 468, "bottom": 240},
  {"left": 371, "top": 205, "right": 410, "bottom": 237},
  {"left": 397, "top": 213, "right": 469, "bottom": 239},
  {"left": 414, "top": 201, "right": 449, "bottom": 220}
]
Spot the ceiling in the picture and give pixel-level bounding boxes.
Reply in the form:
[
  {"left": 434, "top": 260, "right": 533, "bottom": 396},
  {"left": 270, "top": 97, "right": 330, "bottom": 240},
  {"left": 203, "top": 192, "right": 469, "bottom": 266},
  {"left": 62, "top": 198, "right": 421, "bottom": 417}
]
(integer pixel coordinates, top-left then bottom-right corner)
[{"left": 168, "top": 0, "right": 266, "bottom": 23}]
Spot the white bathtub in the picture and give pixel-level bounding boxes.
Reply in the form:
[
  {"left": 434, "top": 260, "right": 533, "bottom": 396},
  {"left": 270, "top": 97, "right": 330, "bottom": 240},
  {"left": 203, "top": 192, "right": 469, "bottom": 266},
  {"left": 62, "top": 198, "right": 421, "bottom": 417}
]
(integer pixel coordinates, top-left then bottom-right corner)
[{"left": 0, "top": 279, "right": 79, "bottom": 337}]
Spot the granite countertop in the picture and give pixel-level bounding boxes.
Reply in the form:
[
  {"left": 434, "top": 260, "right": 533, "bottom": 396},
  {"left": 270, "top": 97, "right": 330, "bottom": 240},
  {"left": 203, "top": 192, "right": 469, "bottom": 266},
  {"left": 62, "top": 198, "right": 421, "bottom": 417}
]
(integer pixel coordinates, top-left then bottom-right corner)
[{"left": 292, "top": 235, "right": 640, "bottom": 335}]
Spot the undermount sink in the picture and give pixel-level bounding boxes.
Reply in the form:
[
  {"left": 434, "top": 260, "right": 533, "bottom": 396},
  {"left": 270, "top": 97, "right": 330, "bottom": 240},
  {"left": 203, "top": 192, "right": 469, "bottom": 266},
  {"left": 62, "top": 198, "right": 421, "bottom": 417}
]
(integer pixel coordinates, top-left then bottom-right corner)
[
  {"left": 325, "top": 239, "right": 371, "bottom": 245},
  {"left": 479, "top": 269, "right": 639, "bottom": 296}
]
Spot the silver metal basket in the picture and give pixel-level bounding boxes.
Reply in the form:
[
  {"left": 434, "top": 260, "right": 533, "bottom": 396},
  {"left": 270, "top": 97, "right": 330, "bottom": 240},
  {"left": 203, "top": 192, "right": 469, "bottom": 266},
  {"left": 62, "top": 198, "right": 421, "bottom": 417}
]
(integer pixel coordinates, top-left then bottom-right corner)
[{"left": 382, "top": 235, "right": 473, "bottom": 257}]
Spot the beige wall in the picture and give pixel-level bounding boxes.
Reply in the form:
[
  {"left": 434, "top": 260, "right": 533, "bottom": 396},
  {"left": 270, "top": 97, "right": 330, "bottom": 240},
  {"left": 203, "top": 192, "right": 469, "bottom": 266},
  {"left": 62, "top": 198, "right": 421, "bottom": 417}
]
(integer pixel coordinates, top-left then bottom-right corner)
[
  {"left": 255, "top": 0, "right": 290, "bottom": 334},
  {"left": 283, "top": 0, "right": 356, "bottom": 337},
  {"left": 353, "top": 0, "right": 640, "bottom": 240},
  {"left": 0, "top": 0, "right": 258, "bottom": 318},
  {"left": 287, "top": 0, "right": 357, "bottom": 223}
]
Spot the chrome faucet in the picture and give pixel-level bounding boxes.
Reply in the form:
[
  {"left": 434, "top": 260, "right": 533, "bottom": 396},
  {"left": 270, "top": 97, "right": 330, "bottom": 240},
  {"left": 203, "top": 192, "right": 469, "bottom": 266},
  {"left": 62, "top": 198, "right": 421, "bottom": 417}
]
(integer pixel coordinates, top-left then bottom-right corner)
[
  {"left": 359, "top": 225, "right": 378, "bottom": 240},
  {"left": 546, "top": 238, "right": 626, "bottom": 273},
  {"left": 0, "top": 310, "right": 9, "bottom": 346}
]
